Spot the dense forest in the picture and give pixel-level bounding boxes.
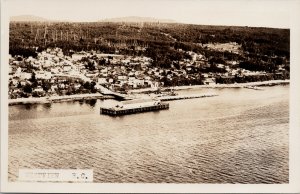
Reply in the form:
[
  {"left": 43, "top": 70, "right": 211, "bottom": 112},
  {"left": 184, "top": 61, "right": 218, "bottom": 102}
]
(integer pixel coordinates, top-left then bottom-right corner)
[{"left": 9, "top": 21, "right": 290, "bottom": 72}]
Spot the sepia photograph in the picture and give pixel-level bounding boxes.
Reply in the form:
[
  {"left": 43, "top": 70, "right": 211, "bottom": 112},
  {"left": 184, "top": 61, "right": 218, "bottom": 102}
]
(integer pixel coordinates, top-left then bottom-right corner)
[{"left": 1, "top": 0, "right": 300, "bottom": 193}]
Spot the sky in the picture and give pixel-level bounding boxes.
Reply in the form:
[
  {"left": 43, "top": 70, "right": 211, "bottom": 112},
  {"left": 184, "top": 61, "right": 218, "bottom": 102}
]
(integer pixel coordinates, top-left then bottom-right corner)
[{"left": 3, "top": 0, "right": 293, "bottom": 28}]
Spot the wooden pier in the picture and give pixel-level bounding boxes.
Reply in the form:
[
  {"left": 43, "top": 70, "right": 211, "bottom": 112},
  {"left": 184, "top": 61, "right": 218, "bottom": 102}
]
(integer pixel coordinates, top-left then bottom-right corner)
[
  {"left": 100, "top": 99, "right": 169, "bottom": 116},
  {"left": 100, "top": 104, "right": 169, "bottom": 116}
]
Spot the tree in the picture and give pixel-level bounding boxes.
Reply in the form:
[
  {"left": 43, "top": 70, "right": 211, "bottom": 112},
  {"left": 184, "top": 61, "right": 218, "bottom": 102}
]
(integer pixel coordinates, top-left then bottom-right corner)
[
  {"left": 90, "top": 81, "right": 97, "bottom": 93},
  {"left": 174, "top": 62, "right": 180, "bottom": 70},
  {"left": 23, "top": 84, "right": 32, "bottom": 93},
  {"left": 30, "top": 72, "right": 36, "bottom": 83},
  {"left": 17, "top": 82, "right": 22, "bottom": 88},
  {"left": 42, "top": 81, "right": 51, "bottom": 92},
  {"left": 83, "top": 81, "right": 91, "bottom": 90}
]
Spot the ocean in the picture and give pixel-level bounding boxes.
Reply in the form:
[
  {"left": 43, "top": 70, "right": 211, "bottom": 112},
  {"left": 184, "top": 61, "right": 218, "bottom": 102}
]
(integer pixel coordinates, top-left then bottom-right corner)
[{"left": 8, "top": 85, "right": 289, "bottom": 183}]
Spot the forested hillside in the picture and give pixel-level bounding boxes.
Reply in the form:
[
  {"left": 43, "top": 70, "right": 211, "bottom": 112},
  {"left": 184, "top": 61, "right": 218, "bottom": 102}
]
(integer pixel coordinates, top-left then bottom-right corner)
[{"left": 9, "top": 21, "right": 290, "bottom": 72}]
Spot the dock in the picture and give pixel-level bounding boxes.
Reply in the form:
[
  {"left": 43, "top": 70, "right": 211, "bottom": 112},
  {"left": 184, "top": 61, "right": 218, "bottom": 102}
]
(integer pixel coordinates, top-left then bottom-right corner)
[
  {"left": 158, "top": 93, "right": 218, "bottom": 101},
  {"left": 244, "top": 86, "right": 263, "bottom": 90},
  {"left": 100, "top": 99, "right": 169, "bottom": 116}
]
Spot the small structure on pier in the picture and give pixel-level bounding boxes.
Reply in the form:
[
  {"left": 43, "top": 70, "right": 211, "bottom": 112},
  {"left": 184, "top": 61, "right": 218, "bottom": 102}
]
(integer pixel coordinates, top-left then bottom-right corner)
[{"left": 100, "top": 99, "right": 169, "bottom": 116}]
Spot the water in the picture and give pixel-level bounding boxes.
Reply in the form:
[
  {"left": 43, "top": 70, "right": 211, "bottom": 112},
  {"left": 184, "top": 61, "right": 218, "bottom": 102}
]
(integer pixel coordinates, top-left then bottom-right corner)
[{"left": 8, "top": 85, "right": 289, "bottom": 183}]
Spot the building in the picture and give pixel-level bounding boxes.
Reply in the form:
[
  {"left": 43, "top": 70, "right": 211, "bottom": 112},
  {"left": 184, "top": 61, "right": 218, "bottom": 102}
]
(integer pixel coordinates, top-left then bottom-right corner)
[
  {"left": 98, "top": 78, "right": 107, "bottom": 84},
  {"left": 204, "top": 78, "right": 216, "bottom": 85}
]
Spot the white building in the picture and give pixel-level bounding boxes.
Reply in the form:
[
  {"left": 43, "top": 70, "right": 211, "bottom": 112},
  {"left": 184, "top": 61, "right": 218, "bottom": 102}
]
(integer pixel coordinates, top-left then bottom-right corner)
[
  {"left": 20, "top": 73, "right": 32, "bottom": 80},
  {"left": 204, "top": 78, "right": 216, "bottom": 85},
  {"left": 63, "top": 65, "right": 72, "bottom": 72},
  {"left": 118, "top": 76, "right": 128, "bottom": 81},
  {"left": 33, "top": 86, "right": 44, "bottom": 93},
  {"left": 98, "top": 78, "right": 107, "bottom": 84}
]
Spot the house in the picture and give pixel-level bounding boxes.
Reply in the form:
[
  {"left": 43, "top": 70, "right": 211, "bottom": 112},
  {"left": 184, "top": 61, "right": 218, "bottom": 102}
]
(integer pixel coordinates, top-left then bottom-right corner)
[
  {"left": 98, "top": 78, "right": 107, "bottom": 84},
  {"left": 121, "top": 59, "right": 130, "bottom": 64},
  {"left": 74, "top": 84, "right": 81, "bottom": 90},
  {"left": 20, "top": 80, "right": 27, "bottom": 86},
  {"left": 128, "top": 77, "right": 136, "bottom": 85},
  {"left": 217, "top": 64, "right": 225, "bottom": 68},
  {"left": 32, "top": 62, "right": 41, "bottom": 69},
  {"left": 129, "top": 62, "right": 140, "bottom": 66},
  {"left": 86, "top": 73, "right": 98, "bottom": 78},
  {"left": 133, "top": 79, "right": 144, "bottom": 88},
  {"left": 80, "top": 76, "right": 91, "bottom": 82},
  {"left": 51, "top": 68, "right": 60, "bottom": 74},
  {"left": 118, "top": 76, "right": 128, "bottom": 81},
  {"left": 186, "top": 67, "right": 193, "bottom": 73},
  {"left": 33, "top": 86, "right": 44, "bottom": 93},
  {"left": 135, "top": 71, "right": 141, "bottom": 76},
  {"left": 57, "top": 51, "right": 64, "bottom": 58},
  {"left": 9, "top": 66, "right": 13, "bottom": 74},
  {"left": 101, "top": 73, "right": 108, "bottom": 77},
  {"left": 151, "top": 81, "right": 160, "bottom": 88},
  {"left": 59, "top": 83, "right": 66, "bottom": 89},
  {"left": 10, "top": 79, "right": 19, "bottom": 87},
  {"left": 43, "top": 60, "right": 53, "bottom": 68},
  {"left": 101, "top": 68, "right": 108, "bottom": 73},
  {"left": 144, "top": 76, "right": 151, "bottom": 81},
  {"left": 36, "top": 72, "right": 52, "bottom": 80},
  {"left": 72, "top": 54, "right": 85, "bottom": 61},
  {"left": 63, "top": 65, "right": 72, "bottom": 72},
  {"left": 144, "top": 80, "right": 152, "bottom": 86},
  {"left": 204, "top": 78, "right": 216, "bottom": 85},
  {"left": 203, "top": 73, "right": 209, "bottom": 78},
  {"left": 51, "top": 85, "right": 58, "bottom": 91},
  {"left": 20, "top": 73, "right": 32, "bottom": 80}
]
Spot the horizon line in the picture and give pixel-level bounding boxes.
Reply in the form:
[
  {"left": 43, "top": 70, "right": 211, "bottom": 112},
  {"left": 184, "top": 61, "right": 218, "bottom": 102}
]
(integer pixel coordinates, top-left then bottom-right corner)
[{"left": 9, "top": 15, "right": 290, "bottom": 30}]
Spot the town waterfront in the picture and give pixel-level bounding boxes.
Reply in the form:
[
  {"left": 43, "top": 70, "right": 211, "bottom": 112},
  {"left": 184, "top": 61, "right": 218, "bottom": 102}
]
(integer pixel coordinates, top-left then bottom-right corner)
[{"left": 8, "top": 85, "right": 289, "bottom": 183}]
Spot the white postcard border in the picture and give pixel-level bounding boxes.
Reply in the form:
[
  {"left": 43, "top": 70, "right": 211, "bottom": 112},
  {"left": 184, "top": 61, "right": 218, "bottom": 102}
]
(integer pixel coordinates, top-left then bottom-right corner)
[{"left": 1, "top": 0, "right": 300, "bottom": 193}]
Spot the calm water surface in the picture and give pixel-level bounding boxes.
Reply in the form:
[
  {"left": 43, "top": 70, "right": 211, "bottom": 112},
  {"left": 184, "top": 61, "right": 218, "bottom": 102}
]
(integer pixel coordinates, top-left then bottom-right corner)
[{"left": 8, "top": 86, "right": 289, "bottom": 183}]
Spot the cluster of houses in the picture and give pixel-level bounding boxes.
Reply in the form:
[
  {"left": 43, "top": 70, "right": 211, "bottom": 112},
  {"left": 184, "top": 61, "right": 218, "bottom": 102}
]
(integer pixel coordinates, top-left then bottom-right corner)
[
  {"left": 8, "top": 46, "right": 288, "bottom": 99},
  {"left": 8, "top": 48, "right": 164, "bottom": 98}
]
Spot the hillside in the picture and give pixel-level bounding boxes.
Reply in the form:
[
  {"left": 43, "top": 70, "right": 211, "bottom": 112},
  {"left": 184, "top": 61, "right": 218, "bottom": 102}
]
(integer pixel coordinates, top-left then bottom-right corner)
[
  {"left": 10, "top": 15, "right": 49, "bottom": 22},
  {"left": 9, "top": 21, "right": 290, "bottom": 73}
]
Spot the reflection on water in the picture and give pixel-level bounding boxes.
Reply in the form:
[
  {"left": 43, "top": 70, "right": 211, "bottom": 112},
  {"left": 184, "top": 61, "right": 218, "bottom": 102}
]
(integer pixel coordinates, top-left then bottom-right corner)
[
  {"left": 24, "top": 103, "right": 33, "bottom": 110},
  {"left": 8, "top": 86, "right": 289, "bottom": 183},
  {"left": 42, "top": 103, "right": 52, "bottom": 109},
  {"left": 86, "top": 99, "right": 97, "bottom": 107}
]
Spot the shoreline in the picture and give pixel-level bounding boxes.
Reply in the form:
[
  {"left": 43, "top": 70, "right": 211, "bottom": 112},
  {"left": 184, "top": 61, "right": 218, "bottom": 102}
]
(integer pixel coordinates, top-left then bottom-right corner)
[
  {"left": 8, "top": 79, "right": 289, "bottom": 105},
  {"left": 8, "top": 93, "right": 114, "bottom": 106},
  {"left": 129, "top": 79, "right": 290, "bottom": 93}
]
